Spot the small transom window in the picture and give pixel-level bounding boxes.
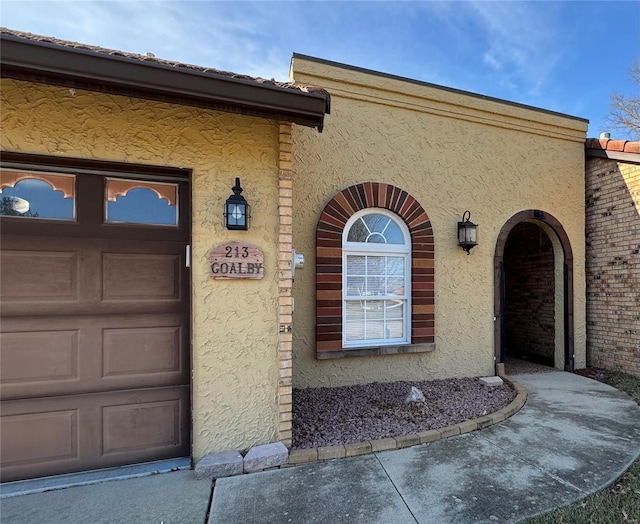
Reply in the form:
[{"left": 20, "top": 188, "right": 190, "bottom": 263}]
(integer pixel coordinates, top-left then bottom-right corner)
[
  {"left": 0, "top": 169, "right": 76, "bottom": 220},
  {"left": 105, "top": 178, "right": 179, "bottom": 226}
]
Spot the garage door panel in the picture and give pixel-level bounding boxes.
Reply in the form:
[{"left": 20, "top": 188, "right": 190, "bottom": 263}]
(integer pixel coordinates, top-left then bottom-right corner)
[
  {"left": 102, "top": 399, "right": 182, "bottom": 455},
  {"left": 1, "top": 315, "right": 188, "bottom": 400},
  {"left": 1, "top": 409, "right": 79, "bottom": 467},
  {"left": 1, "top": 238, "right": 186, "bottom": 318},
  {"left": 1, "top": 250, "right": 79, "bottom": 302},
  {"left": 102, "top": 252, "right": 181, "bottom": 302},
  {"left": 103, "top": 326, "right": 182, "bottom": 377},
  {"left": 0, "top": 330, "right": 79, "bottom": 385},
  {"left": 0, "top": 387, "right": 189, "bottom": 482}
]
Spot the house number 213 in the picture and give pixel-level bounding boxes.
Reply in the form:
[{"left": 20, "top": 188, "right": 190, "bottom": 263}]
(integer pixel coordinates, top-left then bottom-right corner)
[{"left": 225, "top": 245, "right": 249, "bottom": 258}]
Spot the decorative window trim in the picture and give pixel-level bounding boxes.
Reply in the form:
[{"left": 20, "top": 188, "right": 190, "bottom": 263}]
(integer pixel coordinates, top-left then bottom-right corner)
[
  {"left": 1, "top": 169, "right": 75, "bottom": 199},
  {"left": 106, "top": 177, "right": 177, "bottom": 205},
  {"left": 316, "top": 182, "right": 435, "bottom": 360}
]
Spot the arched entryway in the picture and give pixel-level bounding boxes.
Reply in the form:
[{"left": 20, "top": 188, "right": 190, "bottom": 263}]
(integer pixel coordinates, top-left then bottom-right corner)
[{"left": 494, "top": 210, "right": 574, "bottom": 372}]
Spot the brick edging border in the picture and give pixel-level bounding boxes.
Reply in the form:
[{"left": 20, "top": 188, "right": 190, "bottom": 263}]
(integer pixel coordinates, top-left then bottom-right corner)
[{"left": 286, "top": 375, "right": 527, "bottom": 465}]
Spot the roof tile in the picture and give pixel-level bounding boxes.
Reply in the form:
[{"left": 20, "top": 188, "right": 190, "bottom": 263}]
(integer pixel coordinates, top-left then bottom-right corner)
[
  {"left": 624, "top": 142, "right": 640, "bottom": 154},
  {"left": 606, "top": 140, "right": 627, "bottom": 152},
  {"left": 586, "top": 137, "right": 640, "bottom": 155},
  {"left": 0, "top": 27, "right": 328, "bottom": 98}
]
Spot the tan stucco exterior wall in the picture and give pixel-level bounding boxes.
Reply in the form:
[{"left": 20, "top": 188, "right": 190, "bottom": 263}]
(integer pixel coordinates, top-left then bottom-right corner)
[
  {"left": 1, "top": 79, "right": 283, "bottom": 460},
  {"left": 290, "top": 58, "right": 588, "bottom": 388}
]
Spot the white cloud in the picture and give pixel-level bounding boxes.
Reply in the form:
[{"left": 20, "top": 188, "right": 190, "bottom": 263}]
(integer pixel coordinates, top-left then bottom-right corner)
[
  {"left": 413, "top": 0, "right": 566, "bottom": 99},
  {"left": 1, "top": 1, "right": 291, "bottom": 80}
]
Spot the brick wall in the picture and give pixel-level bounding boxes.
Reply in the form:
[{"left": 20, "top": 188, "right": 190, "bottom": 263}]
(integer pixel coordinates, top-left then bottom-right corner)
[
  {"left": 504, "top": 222, "right": 556, "bottom": 364},
  {"left": 278, "top": 123, "right": 294, "bottom": 446},
  {"left": 586, "top": 155, "right": 640, "bottom": 377}
]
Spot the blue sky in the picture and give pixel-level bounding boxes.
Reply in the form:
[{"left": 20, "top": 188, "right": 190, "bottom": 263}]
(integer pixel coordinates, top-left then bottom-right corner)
[{"left": 2, "top": 1, "right": 638, "bottom": 137}]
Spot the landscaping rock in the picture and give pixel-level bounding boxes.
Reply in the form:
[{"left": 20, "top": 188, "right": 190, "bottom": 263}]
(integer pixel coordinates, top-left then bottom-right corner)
[
  {"left": 292, "top": 377, "right": 516, "bottom": 449},
  {"left": 480, "top": 376, "right": 504, "bottom": 387},
  {"left": 405, "top": 385, "right": 426, "bottom": 403}
]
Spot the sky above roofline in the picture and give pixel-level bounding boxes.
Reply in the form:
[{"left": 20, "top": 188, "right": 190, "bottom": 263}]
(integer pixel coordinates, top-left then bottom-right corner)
[{"left": 2, "top": 1, "right": 638, "bottom": 139}]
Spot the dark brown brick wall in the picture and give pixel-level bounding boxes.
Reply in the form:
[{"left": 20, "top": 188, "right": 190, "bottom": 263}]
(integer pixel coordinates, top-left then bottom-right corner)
[
  {"left": 586, "top": 156, "right": 640, "bottom": 377},
  {"left": 316, "top": 183, "right": 434, "bottom": 358},
  {"left": 504, "top": 222, "right": 555, "bottom": 364}
]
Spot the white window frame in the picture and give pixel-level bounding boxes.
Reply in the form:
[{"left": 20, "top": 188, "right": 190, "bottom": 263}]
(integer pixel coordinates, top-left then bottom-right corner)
[{"left": 342, "top": 208, "right": 411, "bottom": 348}]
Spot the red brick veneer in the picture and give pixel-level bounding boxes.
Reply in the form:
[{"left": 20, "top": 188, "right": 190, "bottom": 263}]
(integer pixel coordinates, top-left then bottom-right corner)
[{"left": 316, "top": 182, "right": 434, "bottom": 359}]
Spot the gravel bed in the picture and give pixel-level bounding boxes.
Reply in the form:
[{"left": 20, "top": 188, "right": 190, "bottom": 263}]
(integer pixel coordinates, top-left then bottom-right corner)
[{"left": 292, "top": 378, "right": 516, "bottom": 449}]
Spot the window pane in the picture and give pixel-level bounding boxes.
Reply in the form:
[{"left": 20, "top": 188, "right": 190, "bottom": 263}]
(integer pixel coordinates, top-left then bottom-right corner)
[
  {"left": 381, "top": 221, "right": 403, "bottom": 244},
  {"left": 365, "top": 320, "right": 385, "bottom": 340},
  {"left": 386, "top": 278, "right": 405, "bottom": 296},
  {"left": 387, "top": 257, "right": 405, "bottom": 276},
  {"left": 346, "top": 218, "right": 368, "bottom": 242},
  {"left": 346, "top": 277, "right": 365, "bottom": 297},
  {"left": 385, "top": 318, "right": 405, "bottom": 339},
  {"left": 367, "top": 256, "right": 386, "bottom": 275},
  {"left": 366, "top": 277, "right": 385, "bottom": 296},
  {"left": 366, "top": 301, "right": 385, "bottom": 319},
  {"left": 386, "top": 300, "right": 404, "bottom": 319},
  {"left": 346, "top": 255, "right": 366, "bottom": 275},
  {"left": 362, "top": 213, "right": 389, "bottom": 233},
  {"left": 345, "top": 301, "right": 365, "bottom": 321},
  {"left": 345, "top": 298, "right": 406, "bottom": 344},
  {"left": 0, "top": 172, "right": 75, "bottom": 220},
  {"left": 345, "top": 320, "right": 365, "bottom": 342},
  {"left": 346, "top": 212, "right": 406, "bottom": 244},
  {"left": 106, "top": 178, "right": 178, "bottom": 226},
  {"left": 366, "top": 233, "right": 386, "bottom": 243},
  {"left": 362, "top": 213, "right": 403, "bottom": 244}
]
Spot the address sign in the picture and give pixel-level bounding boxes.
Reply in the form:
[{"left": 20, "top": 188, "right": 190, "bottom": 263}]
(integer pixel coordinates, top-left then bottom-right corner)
[{"left": 208, "top": 241, "right": 264, "bottom": 280}]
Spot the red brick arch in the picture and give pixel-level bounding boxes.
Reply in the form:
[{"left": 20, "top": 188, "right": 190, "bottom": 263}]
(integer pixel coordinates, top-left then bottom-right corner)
[{"left": 316, "top": 182, "right": 435, "bottom": 359}]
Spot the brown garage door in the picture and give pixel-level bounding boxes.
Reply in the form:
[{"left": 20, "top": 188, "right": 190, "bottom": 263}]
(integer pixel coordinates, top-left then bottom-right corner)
[{"left": 0, "top": 162, "right": 191, "bottom": 482}]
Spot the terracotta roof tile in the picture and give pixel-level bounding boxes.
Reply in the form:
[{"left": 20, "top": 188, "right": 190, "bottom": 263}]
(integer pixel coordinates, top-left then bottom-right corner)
[
  {"left": 606, "top": 140, "right": 628, "bottom": 152},
  {"left": 586, "top": 137, "right": 640, "bottom": 154},
  {"left": 0, "top": 27, "right": 328, "bottom": 98}
]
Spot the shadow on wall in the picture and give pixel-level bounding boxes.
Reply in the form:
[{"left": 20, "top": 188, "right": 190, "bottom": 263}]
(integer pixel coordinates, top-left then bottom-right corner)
[
  {"left": 586, "top": 156, "right": 640, "bottom": 377},
  {"left": 504, "top": 222, "right": 555, "bottom": 367}
]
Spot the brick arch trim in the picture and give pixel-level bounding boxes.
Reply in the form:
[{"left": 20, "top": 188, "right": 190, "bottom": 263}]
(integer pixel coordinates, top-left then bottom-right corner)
[{"left": 316, "top": 182, "right": 435, "bottom": 359}]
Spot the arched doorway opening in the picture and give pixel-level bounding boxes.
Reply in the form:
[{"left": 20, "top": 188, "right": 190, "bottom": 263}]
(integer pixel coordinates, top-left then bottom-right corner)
[
  {"left": 494, "top": 210, "right": 574, "bottom": 373},
  {"left": 504, "top": 222, "right": 555, "bottom": 367}
]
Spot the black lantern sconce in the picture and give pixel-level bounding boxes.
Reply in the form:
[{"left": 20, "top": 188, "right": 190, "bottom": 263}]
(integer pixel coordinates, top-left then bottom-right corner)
[
  {"left": 224, "top": 177, "right": 250, "bottom": 230},
  {"left": 457, "top": 210, "right": 478, "bottom": 255}
]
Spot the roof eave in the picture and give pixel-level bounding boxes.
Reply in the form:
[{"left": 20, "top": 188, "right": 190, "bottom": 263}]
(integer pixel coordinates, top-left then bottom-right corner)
[
  {"left": 586, "top": 148, "right": 640, "bottom": 164},
  {"left": 1, "top": 33, "right": 328, "bottom": 130}
]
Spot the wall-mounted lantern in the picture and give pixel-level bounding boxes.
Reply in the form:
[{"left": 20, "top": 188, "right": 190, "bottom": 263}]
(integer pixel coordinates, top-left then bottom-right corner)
[
  {"left": 458, "top": 210, "right": 478, "bottom": 255},
  {"left": 224, "top": 177, "right": 250, "bottom": 230}
]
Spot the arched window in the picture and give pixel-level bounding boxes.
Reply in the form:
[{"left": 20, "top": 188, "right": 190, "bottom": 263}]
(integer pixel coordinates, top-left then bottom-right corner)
[
  {"left": 316, "top": 182, "right": 435, "bottom": 359},
  {"left": 342, "top": 209, "right": 411, "bottom": 347}
]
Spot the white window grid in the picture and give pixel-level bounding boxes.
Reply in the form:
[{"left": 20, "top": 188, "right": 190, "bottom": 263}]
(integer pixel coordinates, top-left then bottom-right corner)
[{"left": 342, "top": 208, "right": 411, "bottom": 348}]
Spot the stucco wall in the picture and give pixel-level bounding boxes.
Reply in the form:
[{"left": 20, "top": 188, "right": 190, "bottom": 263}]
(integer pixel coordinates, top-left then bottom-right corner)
[
  {"left": 290, "top": 57, "right": 588, "bottom": 388},
  {"left": 1, "top": 79, "right": 282, "bottom": 460}
]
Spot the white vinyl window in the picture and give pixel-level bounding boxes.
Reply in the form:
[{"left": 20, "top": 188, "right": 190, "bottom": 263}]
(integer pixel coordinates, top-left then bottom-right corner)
[{"left": 342, "top": 209, "right": 411, "bottom": 348}]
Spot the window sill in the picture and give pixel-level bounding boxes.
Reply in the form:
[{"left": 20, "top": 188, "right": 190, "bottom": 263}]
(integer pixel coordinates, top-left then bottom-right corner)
[{"left": 316, "top": 343, "right": 435, "bottom": 360}]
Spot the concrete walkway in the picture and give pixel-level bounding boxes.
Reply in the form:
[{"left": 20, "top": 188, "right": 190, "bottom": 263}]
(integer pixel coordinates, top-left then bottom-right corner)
[{"left": 2, "top": 372, "right": 639, "bottom": 524}]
